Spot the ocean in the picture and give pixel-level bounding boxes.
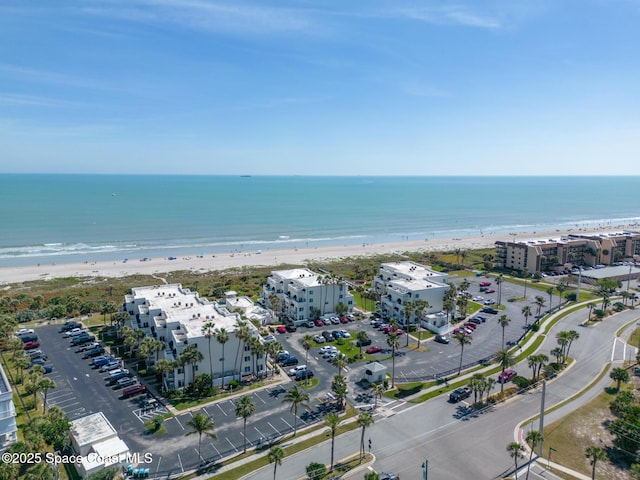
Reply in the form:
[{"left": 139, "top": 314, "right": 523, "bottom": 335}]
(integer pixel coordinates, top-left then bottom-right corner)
[{"left": 1, "top": 175, "right": 639, "bottom": 267}]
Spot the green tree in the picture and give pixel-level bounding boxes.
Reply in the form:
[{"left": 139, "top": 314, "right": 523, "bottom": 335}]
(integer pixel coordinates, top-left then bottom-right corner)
[
  {"left": 357, "top": 411, "right": 374, "bottom": 463},
  {"left": 38, "top": 377, "right": 56, "bottom": 414},
  {"left": 306, "top": 462, "right": 326, "bottom": 480},
  {"left": 185, "top": 411, "right": 217, "bottom": 462},
  {"left": 497, "top": 314, "right": 511, "bottom": 350},
  {"left": 332, "top": 353, "right": 348, "bottom": 378},
  {"left": 216, "top": 327, "right": 230, "bottom": 388},
  {"left": 534, "top": 295, "right": 546, "bottom": 319},
  {"left": 235, "top": 395, "right": 256, "bottom": 453},
  {"left": 610, "top": 367, "right": 629, "bottom": 391},
  {"left": 268, "top": 446, "right": 285, "bottom": 480},
  {"left": 495, "top": 349, "right": 515, "bottom": 394},
  {"left": 454, "top": 331, "right": 472, "bottom": 375},
  {"left": 356, "top": 330, "right": 369, "bottom": 357},
  {"left": 496, "top": 274, "right": 504, "bottom": 305},
  {"left": 202, "top": 321, "right": 216, "bottom": 382},
  {"left": 546, "top": 286, "right": 555, "bottom": 309},
  {"left": 283, "top": 385, "right": 310, "bottom": 436},
  {"left": 585, "top": 445, "right": 606, "bottom": 480},
  {"left": 301, "top": 334, "right": 313, "bottom": 382},
  {"left": 331, "top": 375, "right": 348, "bottom": 410},
  {"left": 325, "top": 412, "right": 342, "bottom": 470},
  {"left": 386, "top": 332, "right": 400, "bottom": 388},
  {"left": 364, "top": 472, "right": 380, "bottom": 480},
  {"left": 506, "top": 442, "right": 525, "bottom": 479},
  {"left": 521, "top": 305, "right": 532, "bottom": 328},
  {"left": 524, "top": 430, "right": 543, "bottom": 480}
]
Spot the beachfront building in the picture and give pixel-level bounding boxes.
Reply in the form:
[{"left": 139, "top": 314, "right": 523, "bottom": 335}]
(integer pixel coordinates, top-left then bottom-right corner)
[
  {"left": 495, "top": 230, "right": 640, "bottom": 273},
  {"left": 224, "top": 291, "right": 275, "bottom": 326},
  {"left": 124, "top": 284, "right": 266, "bottom": 390},
  {"left": 0, "top": 365, "right": 17, "bottom": 453},
  {"left": 373, "top": 262, "right": 449, "bottom": 332},
  {"left": 262, "top": 268, "right": 354, "bottom": 324}
]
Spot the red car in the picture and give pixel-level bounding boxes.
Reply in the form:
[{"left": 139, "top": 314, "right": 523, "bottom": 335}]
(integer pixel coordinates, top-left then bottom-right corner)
[
  {"left": 498, "top": 369, "right": 517, "bottom": 383},
  {"left": 24, "top": 341, "right": 40, "bottom": 350},
  {"left": 463, "top": 322, "right": 476, "bottom": 330},
  {"left": 452, "top": 328, "right": 469, "bottom": 336},
  {"left": 276, "top": 325, "right": 287, "bottom": 334},
  {"left": 485, "top": 288, "right": 496, "bottom": 294},
  {"left": 339, "top": 316, "right": 349, "bottom": 324},
  {"left": 366, "top": 345, "right": 382, "bottom": 354},
  {"left": 479, "top": 281, "right": 491, "bottom": 287},
  {"left": 315, "top": 319, "right": 324, "bottom": 327}
]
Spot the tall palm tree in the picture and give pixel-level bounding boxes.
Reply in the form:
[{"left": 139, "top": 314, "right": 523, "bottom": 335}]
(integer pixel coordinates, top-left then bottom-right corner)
[
  {"left": 282, "top": 385, "right": 310, "bottom": 436},
  {"left": 495, "top": 349, "right": 515, "bottom": 394},
  {"left": 534, "top": 296, "right": 546, "bottom": 319},
  {"left": 356, "top": 331, "right": 369, "bottom": 357},
  {"left": 386, "top": 332, "right": 400, "bottom": 388},
  {"left": 524, "top": 430, "right": 543, "bottom": 480},
  {"left": 546, "top": 286, "right": 554, "bottom": 309},
  {"left": 357, "top": 411, "right": 374, "bottom": 463},
  {"left": 268, "top": 446, "right": 285, "bottom": 480},
  {"left": 185, "top": 411, "right": 217, "bottom": 463},
  {"left": 202, "top": 322, "right": 215, "bottom": 382},
  {"left": 38, "top": 377, "right": 56, "bottom": 414},
  {"left": 402, "top": 300, "right": 414, "bottom": 347},
  {"left": 564, "top": 330, "right": 580, "bottom": 360},
  {"left": 585, "top": 445, "right": 606, "bottom": 480},
  {"left": 235, "top": 395, "right": 256, "bottom": 453},
  {"left": 556, "top": 280, "right": 568, "bottom": 304},
  {"left": 373, "top": 383, "right": 385, "bottom": 409},
  {"left": 331, "top": 375, "right": 348, "bottom": 410},
  {"left": 332, "top": 354, "right": 348, "bottom": 378},
  {"left": 324, "top": 412, "right": 342, "bottom": 471},
  {"left": 301, "top": 334, "right": 313, "bottom": 379},
  {"left": 507, "top": 442, "right": 525, "bottom": 479},
  {"left": 610, "top": 367, "right": 629, "bottom": 391},
  {"left": 413, "top": 299, "right": 429, "bottom": 348},
  {"left": 453, "top": 331, "right": 472, "bottom": 375},
  {"left": 521, "top": 305, "right": 532, "bottom": 328},
  {"left": 556, "top": 332, "right": 570, "bottom": 363},
  {"left": 496, "top": 274, "right": 504, "bottom": 305},
  {"left": 216, "top": 327, "right": 229, "bottom": 388},
  {"left": 234, "top": 320, "right": 250, "bottom": 381},
  {"left": 522, "top": 268, "right": 529, "bottom": 299},
  {"left": 497, "top": 314, "right": 511, "bottom": 350}
]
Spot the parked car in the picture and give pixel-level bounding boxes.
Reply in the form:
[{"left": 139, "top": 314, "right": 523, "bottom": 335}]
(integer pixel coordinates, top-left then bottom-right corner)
[
  {"left": 122, "top": 384, "right": 146, "bottom": 398},
  {"left": 262, "top": 335, "right": 277, "bottom": 343},
  {"left": 481, "top": 307, "right": 498, "bottom": 314},
  {"left": 498, "top": 369, "right": 517, "bottom": 383},
  {"left": 449, "top": 387, "right": 472, "bottom": 403},
  {"left": 30, "top": 357, "right": 47, "bottom": 366},
  {"left": 330, "top": 317, "right": 340, "bottom": 325},
  {"left": 285, "top": 324, "right": 297, "bottom": 332},
  {"left": 380, "top": 474, "right": 400, "bottom": 480},
  {"left": 76, "top": 342, "right": 101, "bottom": 353},
  {"left": 356, "top": 338, "right": 372, "bottom": 347},
  {"left": 322, "top": 318, "right": 332, "bottom": 326},
  {"left": 331, "top": 330, "right": 342, "bottom": 340},
  {"left": 116, "top": 376, "right": 137, "bottom": 389},
  {"left": 276, "top": 325, "right": 287, "bottom": 334},
  {"left": 26, "top": 349, "right": 47, "bottom": 360},
  {"left": 15, "top": 328, "right": 35, "bottom": 337},
  {"left": 322, "top": 331, "right": 334, "bottom": 342},
  {"left": 474, "top": 315, "right": 487, "bottom": 322},
  {"left": 93, "top": 356, "right": 113, "bottom": 367},
  {"left": 339, "top": 316, "right": 349, "bottom": 324},
  {"left": 71, "top": 334, "right": 96, "bottom": 346},
  {"left": 295, "top": 369, "right": 314, "bottom": 381},
  {"left": 275, "top": 351, "right": 290, "bottom": 363},
  {"left": 23, "top": 341, "right": 40, "bottom": 350},
  {"left": 479, "top": 281, "right": 491, "bottom": 287},
  {"left": 281, "top": 356, "right": 299, "bottom": 367},
  {"left": 59, "top": 321, "right": 81, "bottom": 332},
  {"left": 100, "top": 360, "right": 122, "bottom": 373},
  {"left": 434, "top": 334, "right": 450, "bottom": 344},
  {"left": 288, "top": 365, "right": 307, "bottom": 376},
  {"left": 19, "top": 334, "right": 38, "bottom": 344},
  {"left": 320, "top": 345, "right": 338, "bottom": 354},
  {"left": 82, "top": 347, "right": 106, "bottom": 359},
  {"left": 463, "top": 322, "right": 476, "bottom": 330},
  {"left": 63, "top": 328, "right": 86, "bottom": 338},
  {"left": 469, "top": 318, "right": 482, "bottom": 325},
  {"left": 108, "top": 370, "right": 131, "bottom": 384},
  {"left": 366, "top": 345, "right": 382, "bottom": 354},
  {"left": 29, "top": 364, "right": 53, "bottom": 374},
  {"left": 314, "top": 319, "right": 324, "bottom": 327},
  {"left": 485, "top": 288, "right": 496, "bottom": 294},
  {"left": 305, "top": 321, "right": 315, "bottom": 328},
  {"left": 313, "top": 334, "right": 326, "bottom": 343},
  {"left": 339, "top": 330, "right": 351, "bottom": 338}
]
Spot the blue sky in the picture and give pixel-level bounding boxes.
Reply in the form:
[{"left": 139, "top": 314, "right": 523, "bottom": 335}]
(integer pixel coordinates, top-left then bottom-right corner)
[{"left": 1, "top": 0, "right": 639, "bottom": 175}]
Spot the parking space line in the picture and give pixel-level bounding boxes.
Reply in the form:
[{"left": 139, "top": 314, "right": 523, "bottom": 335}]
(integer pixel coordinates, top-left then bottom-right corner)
[
  {"left": 209, "top": 442, "right": 221, "bottom": 457},
  {"left": 254, "top": 426, "right": 266, "bottom": 439},
  {"left": 201, "top": 407, "right": 211, "bottom": 417},
  {"left": 216, "top": 403, "right": 227, "bottom": 416},
  {"left": 177, "top": 453, "right": 183, "bottom": 472},
  {"left": 253, "top": 392, "right": 266, "bottom": 404},
  {"left": 280, "top": 417, "right": 293, "bottom": 431},
  {"left": 154, "top": 457, "right": 162, "bottom": 476},
  {"left": 50, "top": 399, "right": 80, "bottom": 408},
  {"left": 174, "top": 416, "right": 185, "bottom": 430},
  {"left": 226, "top": 437, "right": 238, "bottom": 452},
  {"left": 268, "top": 422, "right": 279, "bottom": 434}
]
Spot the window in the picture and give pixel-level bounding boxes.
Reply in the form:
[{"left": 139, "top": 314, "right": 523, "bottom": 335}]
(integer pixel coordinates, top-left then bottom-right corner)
[
  {"left": 244, "top": 366, "right": 251, "bottom": 373},
  {"left": 244, "top": 345, "right": 250, "bottom": 351},
  {"left": 309, "top": 299, "right": 313, "bottom": 303},
  {"left": 244, "top": 356, "right": 250, "bottom": 362}
]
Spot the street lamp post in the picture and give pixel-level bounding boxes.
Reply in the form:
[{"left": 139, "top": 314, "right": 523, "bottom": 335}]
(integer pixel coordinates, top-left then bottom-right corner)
[{"left": 422, "top": 458, "right": 429, "bottom": 480}]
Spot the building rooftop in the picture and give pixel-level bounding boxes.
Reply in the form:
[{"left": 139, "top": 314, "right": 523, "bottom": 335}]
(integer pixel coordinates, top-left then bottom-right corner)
[
  {"left": 71, "top": 412, "right": 117, "bottom": 448},
  {"left": 270, "top": 268, "right": 320, "bottom": 285}
]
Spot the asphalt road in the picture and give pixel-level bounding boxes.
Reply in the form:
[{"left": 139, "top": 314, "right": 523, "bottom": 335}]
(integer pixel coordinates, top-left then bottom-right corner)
[{"left": 240, "top": 305, "right": 639, "bottom": 480}]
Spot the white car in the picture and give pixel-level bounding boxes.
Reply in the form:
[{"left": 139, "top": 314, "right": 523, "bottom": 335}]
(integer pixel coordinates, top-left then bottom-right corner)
[
  {"left": 313, "top": 334, "right": 326, "bottom": 343},
  {"left": 339, "top": 330, "right": 351, "bottom": 338},
  {"left": 16, "top": 328, "right": 35, "bottom": 336},
  {"left": 483, "top": 299, "right": 496, "bottom": 305},
  {"left": 319, "top": 345, "right": 337, "bottom": 354},
  {"left": 472, "top": 296, "right": 484, "bottom": 302},
  {"left": 63, "top": 328, "right": 87, "bottom": 338},
  {"left": 288, "top": 365, "right": 307, "bottom": 376}
]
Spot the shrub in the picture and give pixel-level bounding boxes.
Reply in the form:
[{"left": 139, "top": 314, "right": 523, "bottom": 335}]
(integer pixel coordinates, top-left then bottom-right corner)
[
  {"left": 306, "top": 462, "right": 326, "bottom": 480},
  {"left": 512, "top": 376, "right": 530, "bottom": 389},
  {"left": 530, "top": 323, "right": 540, "bottom": 332},
  {"left": 227, "top": 379, "right": 240, "bottom": 390},
  {"left": 565, "top": 292, "right": 577, "bottom": 301}
]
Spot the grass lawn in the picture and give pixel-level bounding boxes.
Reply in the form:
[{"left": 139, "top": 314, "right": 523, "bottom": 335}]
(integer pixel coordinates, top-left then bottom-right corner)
[{"left": 541, "top": 380, "right": 637, "bottom": 480}]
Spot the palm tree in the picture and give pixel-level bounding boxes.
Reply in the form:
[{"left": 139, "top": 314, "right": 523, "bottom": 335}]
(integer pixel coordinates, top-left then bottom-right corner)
[
  {"left": 551, "top": 347, "right": 564, "bottom": 365},
  {"left": 185, "top": 411, "right": 217, "bottom": 463},
  {"left": 268, "top": 446, "right": 285, "bottom": 480},
  {"left": 556, "top": 280, "right": 568, "bottom": 304},
  {"left": 453, "top": 331, "right": 472, "bottom": 375},
  {"left": 234, "top": 320, "right": 250, "bottom": 381},
  {"left": 331, "top": 375, "right": 348, "bottom": 410},
  {"left": 332, "top": 353, "right": 348, "bottom": 378},
  {"left": 522, "top": 268, "right": 529, "bottom": 299},
  {"left": 386, "top": 332, "right": 400, "bottom": 388},
  {"left": 534, "top": 296, "right": 546, "bottom": 319},
  {"left": 357, "top": 411, "right": 374, "bottom": 463},
  {"left": 235, "top": 395, "right": 256, "bottom": 453},
  {"left": 498, "top": 314, "right": 511, "bottom": 349},
  {"left": 585, "top": 445, "right": 606, "bottom": 480},
  {"left": 564, "top": 330, "right": 580, "bottom": 360},
  {"left": 546, "top": 286, "right": 555, "bottom": 310},
  {"left": 325, "top": 412, "right": 342, "bottom": 470},
  {"left": 521, "top": 305, "right": 532, "bottom": 328},
  {"left": 15, "top": 354, "right": 31, "bottom": 382},
  {"left": 610, "top": 367, "right": 629, "bottom": 391},
  {"left": 413, "top": 299, "right": 429, "bottom": 348},
  {"left": 495, "top": 349, "right": 515, "bottom": 394},
  {"left": 402, "top": 300, "right": 414, "bottom": 347},
  {"left": 301, "top": 334, "right": 313, "bottom": 380},
  {"left": 356, "top": 331, "right": 369, "bottom": 357},
  {"left": 507, "top": 441, "right": 525, "bottom": 479},
  {"left": 373, "top": 383, "right": 385, "bottom": 409},
  {"left": 38, "top": 377, "right": 56, "bottom": 414},
  {"left": 183, "top": 344, "right": 204, "bottom": 385},
  {"left": 556, "top": 332, "right": 570, "bottom": 363},
  {"left": 524, "top": 430, "right": 544, "bottom": 480},
  {"left": 282, "top": 385, "right": 310, "bottom": 436},
  {"left": 496, "top": 274, "right": 504, "bottom": 305},
  {"left": 202, "top": 322, "right": 215, "bottom": 382},
  {"left": 216, "top": 327, "right": 229, "bottom": 387}
]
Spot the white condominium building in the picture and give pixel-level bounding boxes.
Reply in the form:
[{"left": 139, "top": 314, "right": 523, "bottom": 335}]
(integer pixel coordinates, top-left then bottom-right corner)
[
  {"left": 0, "top": 365, "right": 17, "bottom": 453},
  {"left": 373, "top": 262, "right": 449, "bottom": 327},
  {"left": 124, "top": 284, "right": 266, "bottom": 390},
  {"left": 262, "top": 268, "right": 354, "bottom": 323}
]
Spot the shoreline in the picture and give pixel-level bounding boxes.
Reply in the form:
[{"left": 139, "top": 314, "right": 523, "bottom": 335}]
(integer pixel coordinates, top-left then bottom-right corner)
[{"left": 1, "top": 224, "right": 636, "bottom": 285}]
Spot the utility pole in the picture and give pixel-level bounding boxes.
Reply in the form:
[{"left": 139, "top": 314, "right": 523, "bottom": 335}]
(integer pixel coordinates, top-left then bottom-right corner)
[
  {"left": 422, "top": 458, "right": 429, "bottom": 480},
  {"left": 538, "top": 380, "right": 546, "bottom": 457}
]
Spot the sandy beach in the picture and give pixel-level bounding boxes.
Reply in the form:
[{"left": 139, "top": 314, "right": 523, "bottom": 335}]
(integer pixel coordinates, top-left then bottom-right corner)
[{"left": 1, "top": 225, "right": 635, "bottom": 284}]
